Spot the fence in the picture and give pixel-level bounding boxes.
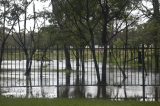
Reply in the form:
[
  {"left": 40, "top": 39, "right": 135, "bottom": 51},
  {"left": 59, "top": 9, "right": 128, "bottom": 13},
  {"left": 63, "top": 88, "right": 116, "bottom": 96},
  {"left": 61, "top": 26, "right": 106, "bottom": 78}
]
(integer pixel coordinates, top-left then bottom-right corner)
[{"left": 0, "top": 46, "right": 160, "bottom": 101}]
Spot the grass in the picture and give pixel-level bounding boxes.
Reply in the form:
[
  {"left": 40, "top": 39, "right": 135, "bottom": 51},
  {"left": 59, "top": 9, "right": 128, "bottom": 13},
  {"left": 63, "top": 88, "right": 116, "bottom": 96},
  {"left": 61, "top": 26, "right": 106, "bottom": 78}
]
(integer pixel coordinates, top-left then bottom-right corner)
[{"left": 0, "top": 98, "right": 159, "bottom": 106}]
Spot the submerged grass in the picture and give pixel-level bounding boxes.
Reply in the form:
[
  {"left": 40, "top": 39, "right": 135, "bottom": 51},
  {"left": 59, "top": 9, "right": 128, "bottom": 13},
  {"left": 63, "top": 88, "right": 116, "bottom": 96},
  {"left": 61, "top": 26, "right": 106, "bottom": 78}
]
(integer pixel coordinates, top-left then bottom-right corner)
[{"left": 0, "top": 97, "right": 159, "bottom": 106}]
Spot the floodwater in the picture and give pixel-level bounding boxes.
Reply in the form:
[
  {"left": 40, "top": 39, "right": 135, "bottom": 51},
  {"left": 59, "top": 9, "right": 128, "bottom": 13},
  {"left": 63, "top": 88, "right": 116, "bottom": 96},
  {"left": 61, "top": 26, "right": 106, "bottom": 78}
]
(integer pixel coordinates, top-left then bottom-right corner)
[{"left": 1, "top": 60, "right": 160, "bottom": 101}]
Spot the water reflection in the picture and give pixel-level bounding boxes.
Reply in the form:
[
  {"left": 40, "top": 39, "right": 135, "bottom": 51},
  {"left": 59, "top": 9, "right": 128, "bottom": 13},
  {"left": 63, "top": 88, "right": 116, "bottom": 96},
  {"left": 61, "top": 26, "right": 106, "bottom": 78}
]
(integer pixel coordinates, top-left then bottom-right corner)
[
  {"left": 1, "top": 84, "right": 160, "bottom": 101},
  {"left": 0, "top": 60, "right": 160, "bottom": 101}
]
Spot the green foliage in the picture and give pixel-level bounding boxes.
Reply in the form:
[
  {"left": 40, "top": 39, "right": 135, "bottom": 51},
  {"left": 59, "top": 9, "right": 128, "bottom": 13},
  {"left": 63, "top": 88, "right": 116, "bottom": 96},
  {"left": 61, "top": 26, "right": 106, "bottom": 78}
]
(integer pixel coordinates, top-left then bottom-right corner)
[
  {"left": 144, "top": 20, "right": 160, "bottom": 44},
  {"left": 113, "top": 38, "right": 125, "bottom": 47},
  {"left": 126, "top": 19, "right": 160, "bottom": 47}
]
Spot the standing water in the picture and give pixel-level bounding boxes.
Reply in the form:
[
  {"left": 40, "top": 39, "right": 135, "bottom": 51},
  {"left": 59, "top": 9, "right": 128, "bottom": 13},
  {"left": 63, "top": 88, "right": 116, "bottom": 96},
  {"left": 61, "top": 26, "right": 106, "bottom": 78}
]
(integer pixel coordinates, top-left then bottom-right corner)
[{"left": 0, "top": 60, "right": 160, "bottom": 101}]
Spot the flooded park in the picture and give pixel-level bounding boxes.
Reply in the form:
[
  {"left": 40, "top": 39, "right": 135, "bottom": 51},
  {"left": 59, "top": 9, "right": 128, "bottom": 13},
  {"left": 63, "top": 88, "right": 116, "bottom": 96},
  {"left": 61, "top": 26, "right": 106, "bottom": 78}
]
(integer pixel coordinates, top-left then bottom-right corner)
[
  {"left": 1, "top": 1, "right": 160, "bottom": 106},
  {"left": 1, "top": 59, "right": 160, "bottom": 101}
]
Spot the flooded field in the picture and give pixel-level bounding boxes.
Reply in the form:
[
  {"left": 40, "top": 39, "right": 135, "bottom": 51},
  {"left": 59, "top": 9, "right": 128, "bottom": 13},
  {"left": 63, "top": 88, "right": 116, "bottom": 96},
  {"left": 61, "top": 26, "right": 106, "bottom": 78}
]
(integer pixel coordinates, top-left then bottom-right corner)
[{"left": 1, "top": 60, "right": 160, "bottom": 100}]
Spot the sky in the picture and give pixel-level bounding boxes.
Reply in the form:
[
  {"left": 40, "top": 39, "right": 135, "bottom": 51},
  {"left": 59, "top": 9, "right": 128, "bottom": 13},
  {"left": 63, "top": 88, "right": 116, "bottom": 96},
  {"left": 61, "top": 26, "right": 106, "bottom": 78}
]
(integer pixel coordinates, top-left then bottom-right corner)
[{"left": 13, "top": 0, "right": 52, "bottom": 32}]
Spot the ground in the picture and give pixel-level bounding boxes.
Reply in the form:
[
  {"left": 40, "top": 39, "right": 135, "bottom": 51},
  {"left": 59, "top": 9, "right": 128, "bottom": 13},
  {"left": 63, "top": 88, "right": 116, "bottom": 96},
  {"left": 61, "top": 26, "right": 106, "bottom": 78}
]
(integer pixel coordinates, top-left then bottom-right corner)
[{"left": 0, "top": 98, "right": 159, "bottom": 106}]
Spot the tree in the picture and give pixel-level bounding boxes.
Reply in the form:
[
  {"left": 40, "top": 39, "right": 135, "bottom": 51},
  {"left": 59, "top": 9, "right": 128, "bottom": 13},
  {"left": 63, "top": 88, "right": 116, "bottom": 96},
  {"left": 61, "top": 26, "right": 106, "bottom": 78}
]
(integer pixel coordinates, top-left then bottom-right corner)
[
  {"left": 11, "top": 0, "right": 41, "bottom": 97},
  {"left": 65, "top": 0, "right": 102, "bottom": 84},
  {"left": 50, "top": 0, "right": 72, "bottom": 87},
  {"left": 96, "top": 0, "right": 141, "bottom": 98},
  {"left": 52, "top": 0, "right": 140, "bottom": 98},
  {"left": 136, "top": 0, "right": 160, "bottom": 101},
  {"left": 0, "top": 0, "right": 21, "bottom": 95},
  {"left": 37, "top": 25, "right": 58, "bottom": 97},
  {"left": 151, "top": 0, "right": 160, "bottom": 101}
]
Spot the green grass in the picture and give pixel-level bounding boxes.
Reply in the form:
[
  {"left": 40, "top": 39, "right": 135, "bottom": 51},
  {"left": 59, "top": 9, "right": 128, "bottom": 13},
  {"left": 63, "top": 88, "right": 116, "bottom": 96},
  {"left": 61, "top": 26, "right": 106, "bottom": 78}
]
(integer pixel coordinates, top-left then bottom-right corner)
[{"left": 0, "top": 98, "right": 159, "bottom": 106}]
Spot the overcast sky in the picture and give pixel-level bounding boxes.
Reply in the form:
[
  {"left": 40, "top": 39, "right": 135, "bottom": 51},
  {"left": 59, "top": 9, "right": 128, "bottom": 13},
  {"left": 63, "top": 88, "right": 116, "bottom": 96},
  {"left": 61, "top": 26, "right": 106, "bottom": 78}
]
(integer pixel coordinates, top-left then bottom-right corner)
[{"left": 13, "top": 0, "right": 52, "bottom": 32}]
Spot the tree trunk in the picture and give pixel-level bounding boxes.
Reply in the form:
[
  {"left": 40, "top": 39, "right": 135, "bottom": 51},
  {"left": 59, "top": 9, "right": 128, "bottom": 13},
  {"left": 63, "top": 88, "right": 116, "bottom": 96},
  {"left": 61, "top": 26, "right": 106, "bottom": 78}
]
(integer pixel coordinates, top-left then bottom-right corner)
[
  {"left": 25, "top": 56, "right": 33, "bottom": 98},
  {"left": 90, "top": 32, "right": 101, "bottom": 84},
  {"left": 0, "top": 2, "right": 7, "bottom": 95},
  {"left": 0, "top": 42, "right": 6, "bottom": 95},
  {"left": 76, "top": 48, "right": 80, "bottom": 85},
  {"left": 154, "top": 45, "right": 159, "bottom": 101},
  {"left": 40, "top": 49, "right": 48, "bottom": 97},
  {"left": 101, "top": 10, "right": 109, "bottom": 99},
  {"left": 64, "top": 45, "right": 71, "bottom": 85},
  {"left": 101, "top": 0, "right": 109, "bottom": 98},
  {"left": 80, "top": 48, "right": 85, "bottom": 85},
  {"left": 123, "top": 18, "right": 129, "bottom": 99},
  {"left": 101, "top": 45, "right": 107, "bottom": 98},
  {"left": 40, "top": 58, "right": 45, "bottom": 97},
  {"left": 152, "top": 0, "right": 160, "bottom": 101}
]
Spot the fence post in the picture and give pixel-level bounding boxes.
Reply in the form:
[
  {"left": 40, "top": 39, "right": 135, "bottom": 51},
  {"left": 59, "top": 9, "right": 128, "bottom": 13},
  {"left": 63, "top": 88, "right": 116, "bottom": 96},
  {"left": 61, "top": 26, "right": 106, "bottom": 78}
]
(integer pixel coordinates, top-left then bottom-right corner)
[
  {"left": 142, "top": 44, "right": 145, "bottom": 101},
  {"left": 57, "top": 45, "right": 59, "bottom": 98}
]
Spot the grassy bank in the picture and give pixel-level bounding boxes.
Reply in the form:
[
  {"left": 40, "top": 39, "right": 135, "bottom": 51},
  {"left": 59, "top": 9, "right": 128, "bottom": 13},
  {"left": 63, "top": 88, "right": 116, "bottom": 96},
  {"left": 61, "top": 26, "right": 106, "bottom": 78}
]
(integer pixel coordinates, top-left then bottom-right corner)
[{"left": 0, "top": 98, "right": 159, "bottom": 106}]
